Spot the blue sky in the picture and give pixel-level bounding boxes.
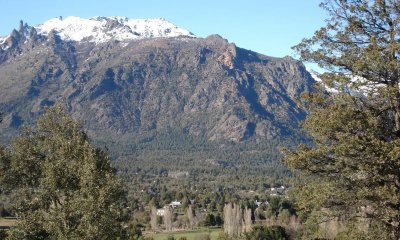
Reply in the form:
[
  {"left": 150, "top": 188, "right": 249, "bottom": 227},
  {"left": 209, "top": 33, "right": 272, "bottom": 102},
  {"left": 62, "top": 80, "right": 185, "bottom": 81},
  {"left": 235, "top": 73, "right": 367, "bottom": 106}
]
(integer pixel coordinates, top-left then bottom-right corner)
[{"left": 0, "top": 0, "right": 326, "bottom": 60}]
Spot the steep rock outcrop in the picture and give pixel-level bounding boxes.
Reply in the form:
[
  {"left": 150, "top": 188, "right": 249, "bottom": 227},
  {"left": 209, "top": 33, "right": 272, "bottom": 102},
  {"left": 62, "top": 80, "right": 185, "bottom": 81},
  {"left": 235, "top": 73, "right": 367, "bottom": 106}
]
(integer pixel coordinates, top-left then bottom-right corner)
[{"left": 0, "top": 26, "right": 314, "bottom": 148}]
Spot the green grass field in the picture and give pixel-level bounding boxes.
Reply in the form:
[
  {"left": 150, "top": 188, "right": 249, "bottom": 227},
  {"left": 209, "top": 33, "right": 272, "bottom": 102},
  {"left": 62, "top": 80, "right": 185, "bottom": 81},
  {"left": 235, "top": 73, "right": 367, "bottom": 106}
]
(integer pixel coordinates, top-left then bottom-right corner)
[{"left": 146, "top": 228, "right": 222, "bottom": 240}]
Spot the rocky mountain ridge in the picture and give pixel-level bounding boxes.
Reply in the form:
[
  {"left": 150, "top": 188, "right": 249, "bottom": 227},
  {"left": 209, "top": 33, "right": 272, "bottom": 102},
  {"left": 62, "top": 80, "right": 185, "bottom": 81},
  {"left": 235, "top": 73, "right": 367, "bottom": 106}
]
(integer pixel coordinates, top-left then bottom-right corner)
[
  {"left": 1, "top": 16, "right": 194, "bottom": 47},
  {"left": 0, "top": 18, "right": 314, "bottom": 164}
]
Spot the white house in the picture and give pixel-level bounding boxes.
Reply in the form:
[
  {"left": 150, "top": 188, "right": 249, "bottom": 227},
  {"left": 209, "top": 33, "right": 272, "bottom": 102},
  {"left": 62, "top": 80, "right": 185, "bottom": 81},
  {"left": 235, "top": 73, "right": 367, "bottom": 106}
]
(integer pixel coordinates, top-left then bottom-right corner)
[
  {"left": 169, "top": 200, "right": 182, "bottom": 208},
  {"left": 156, "top": 208, "right": 165, "bottom": 216}
]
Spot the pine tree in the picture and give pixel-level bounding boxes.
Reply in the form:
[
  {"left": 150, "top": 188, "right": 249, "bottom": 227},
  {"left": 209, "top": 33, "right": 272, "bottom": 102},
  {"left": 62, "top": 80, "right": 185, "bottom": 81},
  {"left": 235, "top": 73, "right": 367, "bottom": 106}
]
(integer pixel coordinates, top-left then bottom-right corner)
[
  {"left": 204, "top": 214, "right": 213, "bottom": 227},
  {"left": 1, "top": 106, "right": 128, "bottom": 239},
  {"left": 215, "top": 213, "right": 223, "bottom": 226},
  {"left": 285, "top": 0, "right": 400, "bottom": 238}
]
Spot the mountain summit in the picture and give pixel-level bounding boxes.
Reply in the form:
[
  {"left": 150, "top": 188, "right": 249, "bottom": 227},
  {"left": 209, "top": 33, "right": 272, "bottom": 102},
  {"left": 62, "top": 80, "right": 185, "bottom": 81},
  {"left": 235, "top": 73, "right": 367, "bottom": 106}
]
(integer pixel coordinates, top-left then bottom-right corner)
[
  {"left": 0, "top": 16, "right": 195, "bottom": 46},
  {"left": 0, "top": 17, "right": 314, "bottom": 171}
]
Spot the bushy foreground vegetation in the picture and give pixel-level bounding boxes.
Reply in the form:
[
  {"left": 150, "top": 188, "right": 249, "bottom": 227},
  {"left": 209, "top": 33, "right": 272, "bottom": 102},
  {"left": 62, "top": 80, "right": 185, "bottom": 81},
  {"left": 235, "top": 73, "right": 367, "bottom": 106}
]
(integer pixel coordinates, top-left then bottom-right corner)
[{"left": 0, "top": 106, "right": 128, "bottom": 239}]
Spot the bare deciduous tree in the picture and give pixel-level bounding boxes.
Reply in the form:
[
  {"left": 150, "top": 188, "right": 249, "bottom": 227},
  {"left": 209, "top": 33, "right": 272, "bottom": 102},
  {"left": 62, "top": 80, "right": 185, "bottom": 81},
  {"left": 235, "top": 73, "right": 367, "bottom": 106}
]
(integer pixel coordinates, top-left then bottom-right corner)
[
  {"left": 224, "top": 203, "right": 251, "bottom": 237},
  {"left": 243, "top": 207, "right": 252, "bottom": 233},
  {"left": 164, "top": 206, "right": 173, "bottom": 231},
  {"left": 187, "top": 205, "right": 195, "bottom": 229},
  {"left": 150, "top": 206, "right": 158, "bottom": 231}
]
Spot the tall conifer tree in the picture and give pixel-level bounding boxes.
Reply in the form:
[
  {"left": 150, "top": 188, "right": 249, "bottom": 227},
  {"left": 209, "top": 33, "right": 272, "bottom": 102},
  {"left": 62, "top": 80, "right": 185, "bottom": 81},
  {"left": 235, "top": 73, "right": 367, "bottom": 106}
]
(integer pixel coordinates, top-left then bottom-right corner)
[
  {"left": 284, "top": 0, "right": 400, "bottom": 238},
  {"left": 1, "top": 106, "right": 128, "bottom": 240}
]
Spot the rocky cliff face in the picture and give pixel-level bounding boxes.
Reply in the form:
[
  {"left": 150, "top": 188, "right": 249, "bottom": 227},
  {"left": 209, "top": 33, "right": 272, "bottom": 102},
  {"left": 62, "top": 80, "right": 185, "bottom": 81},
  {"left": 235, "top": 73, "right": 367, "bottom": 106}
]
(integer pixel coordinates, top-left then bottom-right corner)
[{"left": 0, "top": 18, "right": 314, "bottom": 150}]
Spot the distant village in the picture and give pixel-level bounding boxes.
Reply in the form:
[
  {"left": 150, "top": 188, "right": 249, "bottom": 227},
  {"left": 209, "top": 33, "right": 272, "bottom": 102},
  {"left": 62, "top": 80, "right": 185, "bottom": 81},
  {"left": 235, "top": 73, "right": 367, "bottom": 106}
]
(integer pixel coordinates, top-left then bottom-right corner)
[{"left": 153, "top": 185, "right": 288, "bottom": 217}]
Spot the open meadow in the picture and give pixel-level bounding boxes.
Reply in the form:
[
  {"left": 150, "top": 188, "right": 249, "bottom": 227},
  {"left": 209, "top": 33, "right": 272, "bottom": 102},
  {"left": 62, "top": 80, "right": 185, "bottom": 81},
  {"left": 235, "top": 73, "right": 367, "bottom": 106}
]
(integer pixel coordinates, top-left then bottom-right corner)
[{"left": 146, "top": 228, "right": 222, "bottom": 240}]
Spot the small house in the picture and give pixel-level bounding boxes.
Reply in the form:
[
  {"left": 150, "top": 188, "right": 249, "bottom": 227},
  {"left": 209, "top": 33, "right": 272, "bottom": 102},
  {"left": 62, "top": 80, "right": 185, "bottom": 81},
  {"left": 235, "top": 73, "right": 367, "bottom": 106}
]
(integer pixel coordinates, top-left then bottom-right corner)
[{"left": 169, "top": 200, "right": 182, "bottom": 208}]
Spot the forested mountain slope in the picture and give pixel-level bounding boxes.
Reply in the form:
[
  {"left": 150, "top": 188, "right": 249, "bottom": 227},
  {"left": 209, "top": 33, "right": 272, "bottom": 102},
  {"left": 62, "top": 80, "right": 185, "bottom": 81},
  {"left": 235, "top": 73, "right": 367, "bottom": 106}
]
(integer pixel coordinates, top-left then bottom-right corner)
[{"left": 0, "top": 17, "right": 314, "bottom": 186}]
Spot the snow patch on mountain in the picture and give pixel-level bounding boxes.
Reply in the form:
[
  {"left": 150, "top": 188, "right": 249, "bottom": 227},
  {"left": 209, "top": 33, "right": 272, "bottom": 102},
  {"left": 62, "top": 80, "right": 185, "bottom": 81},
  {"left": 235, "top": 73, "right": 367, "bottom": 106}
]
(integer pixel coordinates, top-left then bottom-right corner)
[
  {"left": 306, "top": 67, "right": 339, "bottom": 93},
  {"left": 0, "top": 35, "right": 8, "bottom": 45},
  {"left": 34, "top": 16, "right": 195, "bottom": 43},
  {"left": 306, "top": 68, "right": 322, "bottom": 82},
  {"left": 306, "top": 67, "right": 387, "bottom": 96},
  {"left": 0, "top": 35, "right": 10, "bottom": 50}
]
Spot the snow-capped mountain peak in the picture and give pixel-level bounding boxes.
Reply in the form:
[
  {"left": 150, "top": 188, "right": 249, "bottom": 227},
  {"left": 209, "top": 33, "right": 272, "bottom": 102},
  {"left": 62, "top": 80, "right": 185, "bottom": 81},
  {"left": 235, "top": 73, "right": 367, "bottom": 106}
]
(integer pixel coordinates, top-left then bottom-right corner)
[{"left": 28, "top": 16, "right": 195, "bottom": 43}]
